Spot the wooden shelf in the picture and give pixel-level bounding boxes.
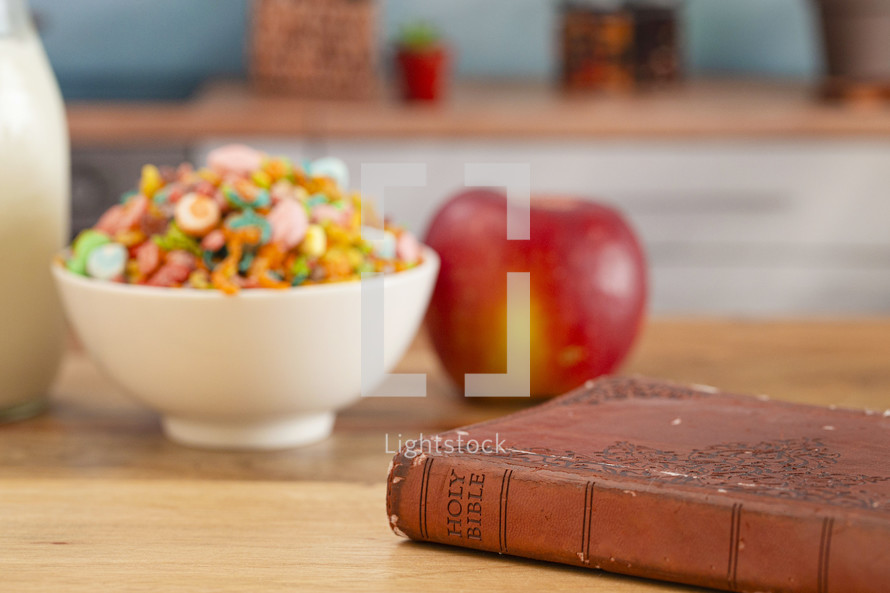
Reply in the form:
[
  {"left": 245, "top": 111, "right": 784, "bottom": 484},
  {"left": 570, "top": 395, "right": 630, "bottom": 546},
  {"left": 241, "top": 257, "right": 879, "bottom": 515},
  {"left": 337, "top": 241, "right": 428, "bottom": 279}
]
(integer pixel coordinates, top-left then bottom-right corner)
[{"left": 67, "top": 79, "right": 890, "bottom": 145}]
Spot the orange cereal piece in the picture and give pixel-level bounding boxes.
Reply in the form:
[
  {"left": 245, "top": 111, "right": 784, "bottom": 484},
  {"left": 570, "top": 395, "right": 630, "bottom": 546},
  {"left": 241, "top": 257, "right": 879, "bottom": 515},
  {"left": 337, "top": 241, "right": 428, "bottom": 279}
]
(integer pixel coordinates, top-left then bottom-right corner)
[
  {"left": 248, "top": 244, "right": 289, "bottom": 289},
  {"left": 210, "top": 235, "right": 244, "bottom": 295}
]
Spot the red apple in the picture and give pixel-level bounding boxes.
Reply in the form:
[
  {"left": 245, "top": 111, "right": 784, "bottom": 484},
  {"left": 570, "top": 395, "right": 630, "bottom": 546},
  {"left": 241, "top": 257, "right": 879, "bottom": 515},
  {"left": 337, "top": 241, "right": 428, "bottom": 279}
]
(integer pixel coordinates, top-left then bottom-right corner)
[{"left": 424, "top": 189, "right": 647, "bottom": 397}]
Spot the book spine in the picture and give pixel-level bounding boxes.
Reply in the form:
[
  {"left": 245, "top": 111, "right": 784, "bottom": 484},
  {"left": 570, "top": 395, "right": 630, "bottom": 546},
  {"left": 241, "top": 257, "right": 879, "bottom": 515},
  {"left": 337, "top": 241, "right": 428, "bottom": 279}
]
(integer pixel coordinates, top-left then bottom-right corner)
[{"left": 387, "top": 450, "right": 890, "bottom": 593}]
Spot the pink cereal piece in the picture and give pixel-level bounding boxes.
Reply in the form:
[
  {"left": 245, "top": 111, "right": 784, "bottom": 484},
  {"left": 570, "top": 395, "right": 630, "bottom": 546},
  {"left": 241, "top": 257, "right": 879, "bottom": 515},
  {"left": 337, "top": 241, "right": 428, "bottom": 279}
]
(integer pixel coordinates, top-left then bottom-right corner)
[
  {"left": 167, "top": 264, "right": 193, "bottom": 283},
  {"left": 146, "top": 266, "right": 177, "bottom": 287},
  {"left": 165, "top": 250, "right": 197, "bottom": 271},
  {"left": 397, "top": 232, "right": 421, "bottom": 264},
  {"left": 147, "top": 262, "right": 191, "bottom": 287},
  {"left": 117, "top": 195, "right": 149, "bottom": 232},
  {"left": 95, "top": 205, "right": 125, "bottom": 235},
  {"left": 268, "top": 199, "right": 308, "bottom": 250},
  {"left": 201, "top": 229, "right": 226, "bottom": 252},
  {"left": 311, "top": 204, "right": 347, "bottom": 225},
  {"left": 136, "top": 241, "right": 161, "bottom": 276},
  {"left": 140, "top": 213, "right": 168, "bottom": 236},
  {"left": 193, "top": 181, "right": 217, "bottom": 197},
  {"left": 165, "top": 186, "right": 185, "bottom": 203},
  {"left": 207, "top": 144, "right": 263, "bottom": 176}
]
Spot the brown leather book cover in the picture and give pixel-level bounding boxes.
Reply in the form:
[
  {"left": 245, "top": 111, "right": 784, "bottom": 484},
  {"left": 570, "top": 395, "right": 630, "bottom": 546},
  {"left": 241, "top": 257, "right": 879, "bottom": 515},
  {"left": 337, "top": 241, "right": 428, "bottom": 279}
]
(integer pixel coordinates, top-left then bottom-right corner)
[{"left": 386, "top": 376, "right": 890, "bottom": 593}]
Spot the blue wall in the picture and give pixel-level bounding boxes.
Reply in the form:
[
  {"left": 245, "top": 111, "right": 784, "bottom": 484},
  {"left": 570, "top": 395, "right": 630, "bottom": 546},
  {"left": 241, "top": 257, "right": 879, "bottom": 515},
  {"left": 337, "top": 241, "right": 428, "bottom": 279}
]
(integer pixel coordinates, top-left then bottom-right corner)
[
  {"left": 32, "top": 0, "right": 822, "bottom": 100},
  {"left": 31, "top": 0, "right": 248, "bottom": 99},
  {"left": 382, "top": 0, "right": 822, "bottom": 80},
  {"left": 684, "top": 0, "right": 821, "bottom": 78}
]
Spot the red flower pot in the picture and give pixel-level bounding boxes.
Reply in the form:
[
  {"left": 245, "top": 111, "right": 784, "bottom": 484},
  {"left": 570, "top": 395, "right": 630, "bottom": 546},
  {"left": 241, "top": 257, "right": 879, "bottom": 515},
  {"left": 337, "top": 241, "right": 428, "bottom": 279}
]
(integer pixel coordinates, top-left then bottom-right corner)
[{"left": 396, "top": 46, "right": 450, "bottom": 102}]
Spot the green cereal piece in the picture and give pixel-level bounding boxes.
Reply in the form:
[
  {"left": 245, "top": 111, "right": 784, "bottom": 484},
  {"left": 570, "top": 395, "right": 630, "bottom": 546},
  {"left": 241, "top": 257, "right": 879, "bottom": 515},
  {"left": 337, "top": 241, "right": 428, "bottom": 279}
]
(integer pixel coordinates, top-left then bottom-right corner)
[
  {"left": 223, "top": 183, "right": 270, "bottom": 210},
  {"left": 222, "top": 183, "right": 247, "bottom": 209},
  {"left": 152, "top": 223, "right": 201, "bottom": 255},
  {"left": 119, "top": 190, "right": 139, "bottom": 204},
  {"left": 203, "top": 248, "right": 222, "bottom": 269},
  {"left": 306, "top": 193, "right": 327, "bottom": 209},
  {"left": 291, "top": 256, "right": 310, "bottom": 286},
  {"left": 66, "top": 229, "right": 110, "bottom": 276},
  {"left": 152, "top": 187, "right": 171, "bottom": 205},
  {"left": 253, "top": 189, "right": 271, "bottom": 208},
  {"left": 226, "top": 208, "right": 271, "bottom": 244},
  {"left": 66, "top": 254, "right": 89, "bottom": 276},
  {"left": 72, "top": 229, "right": 111, "bottom": 257},
  {"left": 239, "top": 251, "right": 255, "bottom": 274}
]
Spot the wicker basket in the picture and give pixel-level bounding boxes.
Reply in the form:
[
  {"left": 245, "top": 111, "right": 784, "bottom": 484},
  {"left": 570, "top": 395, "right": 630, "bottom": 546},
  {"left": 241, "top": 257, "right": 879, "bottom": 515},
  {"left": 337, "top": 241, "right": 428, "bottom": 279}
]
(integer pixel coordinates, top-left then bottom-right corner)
[{"left": 250, "top": 0, "right": 379, "bottom": 100}]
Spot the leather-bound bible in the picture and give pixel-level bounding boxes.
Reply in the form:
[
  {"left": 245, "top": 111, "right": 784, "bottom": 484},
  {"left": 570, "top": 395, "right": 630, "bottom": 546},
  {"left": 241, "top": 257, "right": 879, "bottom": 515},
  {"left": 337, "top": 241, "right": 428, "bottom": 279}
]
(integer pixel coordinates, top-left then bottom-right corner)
[{"left": 386, "top": 377, "right": 890, "bottom": 592}]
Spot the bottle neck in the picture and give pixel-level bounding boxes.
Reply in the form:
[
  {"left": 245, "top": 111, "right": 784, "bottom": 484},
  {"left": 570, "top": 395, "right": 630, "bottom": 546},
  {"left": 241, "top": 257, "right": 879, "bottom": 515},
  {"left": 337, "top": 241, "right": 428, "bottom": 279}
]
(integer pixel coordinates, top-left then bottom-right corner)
[{"left": 0, "top": 0, "right": 31, "bottom": 38}]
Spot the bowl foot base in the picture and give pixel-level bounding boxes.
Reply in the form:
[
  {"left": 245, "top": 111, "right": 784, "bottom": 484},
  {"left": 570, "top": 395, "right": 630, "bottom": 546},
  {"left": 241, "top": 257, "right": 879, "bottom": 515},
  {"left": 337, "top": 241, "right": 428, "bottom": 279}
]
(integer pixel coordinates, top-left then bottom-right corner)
[{"left": 162, "top": 412, "right": 336, "bottom": 450}]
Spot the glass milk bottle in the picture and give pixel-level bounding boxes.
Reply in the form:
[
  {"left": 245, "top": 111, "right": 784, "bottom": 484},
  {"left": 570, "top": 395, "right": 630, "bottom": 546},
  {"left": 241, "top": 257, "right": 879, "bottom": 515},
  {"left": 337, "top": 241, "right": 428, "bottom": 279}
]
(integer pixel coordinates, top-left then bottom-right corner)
[{"left": 0, "top": 0, "right": 69, "bottom": 421}]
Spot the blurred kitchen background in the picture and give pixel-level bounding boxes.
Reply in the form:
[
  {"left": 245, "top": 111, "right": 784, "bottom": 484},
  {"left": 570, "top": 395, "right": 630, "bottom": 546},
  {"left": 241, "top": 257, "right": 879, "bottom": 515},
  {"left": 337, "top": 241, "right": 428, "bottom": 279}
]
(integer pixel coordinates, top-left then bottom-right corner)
[{"left": 36, "top": 0, "right": 890, "bottom": 315}]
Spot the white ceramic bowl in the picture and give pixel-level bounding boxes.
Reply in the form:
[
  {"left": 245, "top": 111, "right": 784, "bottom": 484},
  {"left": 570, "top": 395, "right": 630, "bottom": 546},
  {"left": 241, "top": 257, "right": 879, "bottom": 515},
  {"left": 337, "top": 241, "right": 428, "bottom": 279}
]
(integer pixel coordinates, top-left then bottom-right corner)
[{"left": 52, "top": 248, "right": 439, "bottom": 450}]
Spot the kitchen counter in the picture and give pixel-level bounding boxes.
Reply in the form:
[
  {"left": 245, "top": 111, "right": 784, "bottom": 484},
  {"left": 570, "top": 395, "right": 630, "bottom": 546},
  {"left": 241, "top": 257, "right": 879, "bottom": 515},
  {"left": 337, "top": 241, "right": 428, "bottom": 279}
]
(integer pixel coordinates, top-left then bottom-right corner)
[
  {"left": 2, "top": 319, "right": 889, "bottom": 591},
  {"left": 67, "top": 80, "right": 890, "bottom": 146}
]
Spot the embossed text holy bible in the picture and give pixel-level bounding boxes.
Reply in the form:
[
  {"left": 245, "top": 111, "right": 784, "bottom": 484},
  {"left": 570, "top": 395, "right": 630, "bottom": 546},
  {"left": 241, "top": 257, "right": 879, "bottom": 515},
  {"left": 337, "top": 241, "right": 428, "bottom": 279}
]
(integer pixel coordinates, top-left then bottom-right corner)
[{"left": 386, "top": 377, "right": 890, "bottom": 593}]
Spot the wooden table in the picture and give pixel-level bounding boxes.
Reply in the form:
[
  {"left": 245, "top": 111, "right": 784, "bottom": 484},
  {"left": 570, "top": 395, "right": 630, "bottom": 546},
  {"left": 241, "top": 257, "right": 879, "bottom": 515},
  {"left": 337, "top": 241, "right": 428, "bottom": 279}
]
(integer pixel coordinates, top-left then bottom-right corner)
[{"left": 2, "top": 320, "right": 889, "bottom": 592}]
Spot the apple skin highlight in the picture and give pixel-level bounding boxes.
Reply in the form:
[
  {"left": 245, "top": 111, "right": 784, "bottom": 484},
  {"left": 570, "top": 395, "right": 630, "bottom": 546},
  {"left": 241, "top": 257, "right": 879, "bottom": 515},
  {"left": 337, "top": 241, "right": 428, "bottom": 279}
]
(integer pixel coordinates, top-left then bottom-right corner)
[{"left": 425, "top": 189, "right": 648, "bottom": 397}]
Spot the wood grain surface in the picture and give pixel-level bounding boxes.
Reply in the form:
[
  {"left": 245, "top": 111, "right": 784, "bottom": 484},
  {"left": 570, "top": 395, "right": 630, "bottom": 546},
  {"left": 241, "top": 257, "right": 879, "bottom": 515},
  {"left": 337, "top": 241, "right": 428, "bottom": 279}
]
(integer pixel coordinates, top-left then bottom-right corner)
[
  {"left": 67, "top": 80, "right": 890, "bottom": 145},
  {"left": 0, "top": 480, "right": 701, "bottom": 593},
  {"left": 1, "top": 319, "right": 889, "bottom": 591}
]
